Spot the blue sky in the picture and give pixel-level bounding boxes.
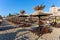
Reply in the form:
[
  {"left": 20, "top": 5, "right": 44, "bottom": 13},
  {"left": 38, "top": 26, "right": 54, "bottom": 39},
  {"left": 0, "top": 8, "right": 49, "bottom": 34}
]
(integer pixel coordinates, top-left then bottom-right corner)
[{"left": 0, "top": 0, "right": 60, "bottom": 17}]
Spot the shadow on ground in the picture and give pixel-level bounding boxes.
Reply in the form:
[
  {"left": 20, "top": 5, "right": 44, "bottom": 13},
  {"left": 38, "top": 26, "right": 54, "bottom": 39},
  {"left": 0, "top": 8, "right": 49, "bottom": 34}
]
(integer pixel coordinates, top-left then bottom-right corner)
[
  {"left": 0, "top": 26, "right": 16, "bottom": 31},
  {"left": 0, "top": 29, "right": 30, "bottom": 40}
]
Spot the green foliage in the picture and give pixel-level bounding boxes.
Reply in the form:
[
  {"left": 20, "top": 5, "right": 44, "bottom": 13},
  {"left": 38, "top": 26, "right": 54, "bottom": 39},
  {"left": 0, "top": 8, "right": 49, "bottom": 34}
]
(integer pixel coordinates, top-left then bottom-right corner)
[
  {"left": 7, "top": 13, "right": 13, "bottom": 17},
  {"left": 9, "top": 13, "right": 12, "bottom": 16}
]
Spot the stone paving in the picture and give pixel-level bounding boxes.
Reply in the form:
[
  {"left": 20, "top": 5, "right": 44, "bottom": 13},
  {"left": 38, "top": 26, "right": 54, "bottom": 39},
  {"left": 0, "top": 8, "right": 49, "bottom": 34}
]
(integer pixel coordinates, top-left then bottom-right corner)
[
  {"left": 0, "top": 19, "right": 60, "bottom": 40},
  {"left": 0, "top": 27, "right": 60, "bottom": 40}
]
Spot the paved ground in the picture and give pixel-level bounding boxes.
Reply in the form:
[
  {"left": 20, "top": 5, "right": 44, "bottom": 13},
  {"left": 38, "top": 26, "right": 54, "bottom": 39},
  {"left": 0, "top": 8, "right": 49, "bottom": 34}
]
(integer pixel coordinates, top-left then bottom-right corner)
[
  {"left": 0, "top": 19, "right": 31, "bottom": 40},
  {"left": 23, "top": 28, "right": 60, "bottom": 40},
  {"left": 0, "top": 19, "right": 60, "bottom": 40}
]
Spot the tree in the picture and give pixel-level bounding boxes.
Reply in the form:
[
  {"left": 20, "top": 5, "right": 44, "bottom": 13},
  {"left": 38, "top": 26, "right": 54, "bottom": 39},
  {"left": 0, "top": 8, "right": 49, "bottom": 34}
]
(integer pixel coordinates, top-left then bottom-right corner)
[{"left": 9, "top": 13, "right": 12, "bottom": 16}]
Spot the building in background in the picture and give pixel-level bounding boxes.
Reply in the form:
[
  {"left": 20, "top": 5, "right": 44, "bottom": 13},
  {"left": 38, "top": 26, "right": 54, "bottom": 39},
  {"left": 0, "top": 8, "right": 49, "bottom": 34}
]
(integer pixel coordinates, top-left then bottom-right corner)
[
  {"left": 50, "top": 5, "right": 60, "bottom": 23},
  {"left": 50, "top": 5, "right": 60, "bottom": 16}
]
